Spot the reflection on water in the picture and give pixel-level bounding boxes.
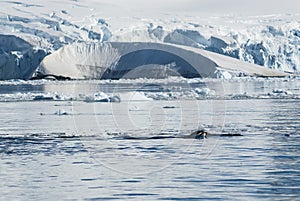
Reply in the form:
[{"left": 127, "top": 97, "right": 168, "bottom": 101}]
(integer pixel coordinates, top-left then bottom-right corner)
[{"left": 0, "top": 79, "right": 300, "bottom": 200}]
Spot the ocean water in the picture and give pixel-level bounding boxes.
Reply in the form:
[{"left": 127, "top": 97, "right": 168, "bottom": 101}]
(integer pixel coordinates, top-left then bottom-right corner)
[{"left": 0, "top": 78, "right": 300, "bottom": 200}]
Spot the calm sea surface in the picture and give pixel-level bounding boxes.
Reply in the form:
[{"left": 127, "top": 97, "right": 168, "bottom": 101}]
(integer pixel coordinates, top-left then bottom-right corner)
[{"left": 0, "top": 78, "right": 299, "bottom": 200}]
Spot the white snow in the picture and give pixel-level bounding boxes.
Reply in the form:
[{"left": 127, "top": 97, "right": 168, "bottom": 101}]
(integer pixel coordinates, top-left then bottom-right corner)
[{"left": 0, "top": 0, "right": 299, "bottom": 79}]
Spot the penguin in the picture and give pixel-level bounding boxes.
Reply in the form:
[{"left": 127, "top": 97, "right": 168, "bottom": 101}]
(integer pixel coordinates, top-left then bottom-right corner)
[{"left": 187, "top": 130, "right": 208, "bottom": 139}]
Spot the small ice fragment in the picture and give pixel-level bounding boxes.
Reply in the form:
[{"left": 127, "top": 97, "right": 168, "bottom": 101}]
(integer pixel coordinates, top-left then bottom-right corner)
[
  {"left": 272, "top": 88, "right": 284, "bottom": 94},
  {"left": 54, "top": 109, "right": 68, "bottom": 116},
  {"left": 214, "top": 69, "right": 232, "bottom": 79},
  {"left": 33, "top": 95, "right": 53, "bottom": 101},
  {"left": 7, "top": 15, "right": 12, "bottom": 21},
  {"left": 50, "top": 12, "right": 55, "bottom": 18},
  {"left": 284, "top": 90, "right": 293, "bottom": 95},
  {"left": 109, "top": 96, "right": 121, "bottom": 103},
  {"left": 163, "top": 106, "right": 176, "bottom": 109},
  {"left": 84, "top": 92, "right": 121, "bottom": 103},
  {"left": 272, "top": 89, "right": 293, "bottom": 95},
  {"left": 195, "top": 88, "right": 213, "bottom": 96}
]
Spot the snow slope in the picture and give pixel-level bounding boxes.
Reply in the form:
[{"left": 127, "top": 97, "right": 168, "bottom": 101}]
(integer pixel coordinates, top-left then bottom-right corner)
[{"left": 0, "top": 0, "right": 299, "bottom": 79}]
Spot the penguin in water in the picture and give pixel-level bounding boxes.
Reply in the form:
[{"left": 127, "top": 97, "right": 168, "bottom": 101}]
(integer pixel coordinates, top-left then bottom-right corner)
[{"left": 187, "top": 130, "right": 208, "bottom": 139}]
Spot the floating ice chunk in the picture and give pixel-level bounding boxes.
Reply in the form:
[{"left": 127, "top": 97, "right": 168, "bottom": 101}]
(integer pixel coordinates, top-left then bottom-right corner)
[
  {"left": 52, "top": 93, "right": 66, "bottom": 101},
  {"left": 95, "top": 92, "right": 109, "bottom": 99},
  {"left": 231, "top": 92, "right": 254, "bottom": 100},
  {"left": 61, "top": 10, "right": 68, "bottom": 15},
  {"left": 213, "top": 69, "right": 232, "bottom": 79},
  {"left": 33, "top": 94, "right": 54, "bottom": 101},
  {"left": 285, "top": 90, "right": 293, "bottom": 95},
  {"left": 121, "top": 92, "right": 152, "bottom": 101},
  {"left": 54, "top": 109, "right": 68, "bottom": 116},
  {"left": 50, "top": 12, "right": 55, "bottom": 18},
  {"left": 146, "top": 92, "right": 172, "bottom": 100},
  {"left": 7, "top": 15, "right": 12, "bottom": 21},
  {"left": 84, "top": 92, "right": 121, "bottom": 102},
  {"left": 143, "top": 87, "right": 217, "bottom": 100},
  {"left": 272, "top": 89, "right": 293, "bottom": 95},
  {"left": 109, "top": 96, "right": 121, "bottom": 103},
  {"left": 194, "top": 88, "right": 215, "bottom": 96},
  {"left": 272, "top": 89, "right": 284, "bottom": 94},
  {"left": 88, "top": 92, "right": 109, "bottom": 102}
]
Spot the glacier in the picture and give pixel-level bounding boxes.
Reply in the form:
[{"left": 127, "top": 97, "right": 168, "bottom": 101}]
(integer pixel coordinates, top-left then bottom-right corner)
[
  {"left": 0, "top": 0, "right": 299, "bottom": 80},
  {"left": 0, "top": 34, "right": 46, "bottom": 80}
]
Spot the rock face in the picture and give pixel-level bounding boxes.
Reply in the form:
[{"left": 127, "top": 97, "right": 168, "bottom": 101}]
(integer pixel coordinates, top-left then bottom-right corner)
[
  {"left": 0, "top": 34, "right": 47, "bottom": 80},
  {"left": 37, "top": 42, "right": 289, "bottom": 80}
]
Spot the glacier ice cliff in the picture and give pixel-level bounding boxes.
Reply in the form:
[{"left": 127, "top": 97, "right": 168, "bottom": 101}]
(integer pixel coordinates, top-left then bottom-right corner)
[{"left": 0, "top": 34, "right": 47, "bottom": 80}]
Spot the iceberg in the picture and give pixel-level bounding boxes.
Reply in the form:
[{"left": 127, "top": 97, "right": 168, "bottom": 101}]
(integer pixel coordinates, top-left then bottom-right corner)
[{"left": 37, "top": 42, "right": 289, "bottom": 80}]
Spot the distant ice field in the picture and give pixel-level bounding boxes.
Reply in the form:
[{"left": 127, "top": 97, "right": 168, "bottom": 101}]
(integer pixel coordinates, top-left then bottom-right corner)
[{"left": 0, "top": 77, "right": 299, "bottom": 136}]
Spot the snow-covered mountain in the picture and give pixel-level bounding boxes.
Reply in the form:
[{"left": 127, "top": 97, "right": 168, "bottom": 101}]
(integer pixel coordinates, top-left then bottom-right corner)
[{"left": 0, "top": 0, "right": 299, "bottom": 79}]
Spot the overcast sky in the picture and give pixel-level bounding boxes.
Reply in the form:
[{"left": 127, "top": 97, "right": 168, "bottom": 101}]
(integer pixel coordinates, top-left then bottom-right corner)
[{"left": 101, "top": 0, "right": 300, "bottom": 16}]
